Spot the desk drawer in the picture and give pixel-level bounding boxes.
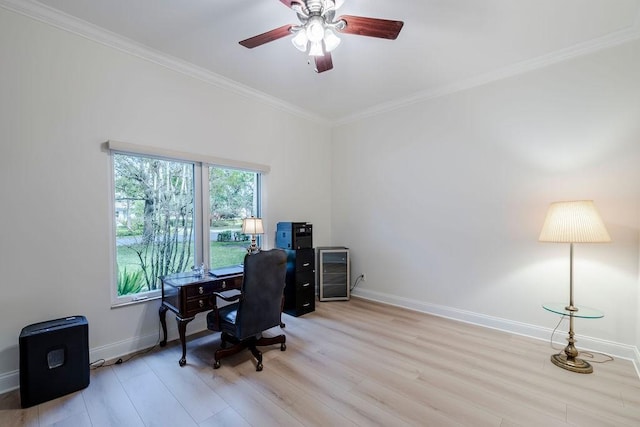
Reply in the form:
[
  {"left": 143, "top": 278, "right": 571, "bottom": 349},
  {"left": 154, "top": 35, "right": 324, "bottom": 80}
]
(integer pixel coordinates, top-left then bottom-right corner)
[
  {"left": 184, "top": 276, "right": 241, "bottom": 298},
  {"left": 185, "top": 297, "right": 214, "bottom": 317}
]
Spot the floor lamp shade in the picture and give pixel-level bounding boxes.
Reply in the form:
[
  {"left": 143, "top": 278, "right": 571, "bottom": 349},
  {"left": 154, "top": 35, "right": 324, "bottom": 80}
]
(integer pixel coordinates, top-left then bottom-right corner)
[{"left": 539, "top": 200, "right": 611, "bottom": 243}]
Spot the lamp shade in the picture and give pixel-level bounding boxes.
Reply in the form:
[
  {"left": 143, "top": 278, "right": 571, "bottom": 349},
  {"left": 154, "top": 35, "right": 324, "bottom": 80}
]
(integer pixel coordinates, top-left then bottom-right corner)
[
  {"left": 291, "top": 30, "right": 308, "bottom": 52},
  {"left": 539, "top": 200, "right": 611, "bottom": 243},
  {"left": 306, "top": 16, "right": 325, "bottom": 42},
  {"left": 242, "top": 217, "right": 264, "bottom": 235},
  {"left": 309, "top": 40, "right": 324, "bottom": 56},
  {"left": 323, "top": 28, "right": 341, "bottom": 52}
]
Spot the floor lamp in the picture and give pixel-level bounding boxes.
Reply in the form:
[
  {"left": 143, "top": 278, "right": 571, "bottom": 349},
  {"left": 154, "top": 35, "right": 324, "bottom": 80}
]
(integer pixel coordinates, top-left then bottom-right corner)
[{"left": 539, "top": 200, "right": 611, "bottom": 373}]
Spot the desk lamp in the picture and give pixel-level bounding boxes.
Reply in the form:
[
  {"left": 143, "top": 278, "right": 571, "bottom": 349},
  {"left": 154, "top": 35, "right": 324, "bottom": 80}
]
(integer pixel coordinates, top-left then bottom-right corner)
[
  {"left": 242, "top": 217, "right": 264, "bottom": 254},
  {"left": 539, "top": 200, "right": 611, "bottom": 373}
]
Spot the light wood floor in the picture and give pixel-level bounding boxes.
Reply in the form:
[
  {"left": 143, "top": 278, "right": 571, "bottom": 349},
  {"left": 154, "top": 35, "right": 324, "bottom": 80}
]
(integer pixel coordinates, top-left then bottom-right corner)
[{"left": 1, "top": 298, "right": 639, "bottom": 426}]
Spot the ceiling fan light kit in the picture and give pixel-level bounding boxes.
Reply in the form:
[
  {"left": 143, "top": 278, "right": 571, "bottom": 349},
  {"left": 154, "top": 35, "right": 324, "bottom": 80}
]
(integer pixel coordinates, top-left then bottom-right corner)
[{"left": 239, "top": 0, "right": 404, "bottom": 73}]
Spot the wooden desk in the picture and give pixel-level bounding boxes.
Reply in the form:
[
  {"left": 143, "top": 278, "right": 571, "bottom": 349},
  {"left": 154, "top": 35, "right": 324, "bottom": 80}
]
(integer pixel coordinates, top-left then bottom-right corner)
[{"left": 159, "top": 270, "right": 243, "bottom": 366}]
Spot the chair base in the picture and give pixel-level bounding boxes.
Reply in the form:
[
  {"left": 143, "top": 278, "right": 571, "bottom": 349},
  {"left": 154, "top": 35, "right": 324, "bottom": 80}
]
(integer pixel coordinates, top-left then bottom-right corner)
[{"left": 214, "top": 332, "right": 286, "bottom": 371}]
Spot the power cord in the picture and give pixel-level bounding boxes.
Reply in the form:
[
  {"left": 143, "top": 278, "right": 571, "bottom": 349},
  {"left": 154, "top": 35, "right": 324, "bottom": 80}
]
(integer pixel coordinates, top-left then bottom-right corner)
[
  {"left": 549, "top": 314, "right": 614, "bottom": 364},
  {"left": 351, "top": 274, "right": 364, "bottom": 291},
  {"left": 549, "top": 314, "right": 566, "bottom": 352},
  {"left": 89, "top": 320, "right": 162, "bottom": 369}
]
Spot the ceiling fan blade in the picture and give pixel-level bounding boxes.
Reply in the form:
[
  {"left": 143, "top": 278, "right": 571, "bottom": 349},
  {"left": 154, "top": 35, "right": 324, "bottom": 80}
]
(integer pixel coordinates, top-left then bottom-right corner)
[
  {"left": 314, "top": 53, "right": 333, "bottom": 73},
  {"left": 239, "top": 24, "right": 293, "bottom": 48},
  {"left": 280, "top": 0, "right": 303, "bottom": 8},
  {"left": 337, "top": 15, "right": 404, "bottom": 40}
]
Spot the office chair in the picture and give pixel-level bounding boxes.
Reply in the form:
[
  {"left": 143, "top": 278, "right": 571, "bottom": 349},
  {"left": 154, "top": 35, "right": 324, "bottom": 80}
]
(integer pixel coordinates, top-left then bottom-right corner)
[{"left": 206, "top": 248, "right": 288, "bottom": 371}]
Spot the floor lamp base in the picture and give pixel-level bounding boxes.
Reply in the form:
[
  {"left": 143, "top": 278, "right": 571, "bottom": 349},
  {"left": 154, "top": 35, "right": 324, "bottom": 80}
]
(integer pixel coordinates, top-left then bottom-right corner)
[{"left": 551, "top": 353, "right": 593, "bottom": 374}]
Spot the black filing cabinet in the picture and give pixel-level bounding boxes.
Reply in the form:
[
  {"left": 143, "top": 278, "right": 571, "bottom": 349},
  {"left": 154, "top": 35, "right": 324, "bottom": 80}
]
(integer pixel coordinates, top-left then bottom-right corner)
[
  {"left": 277, "top": 222, "right": 315, "bottom": 317},
  {"left": 283, "top": 248, "right": 315, "bottom": 316}
]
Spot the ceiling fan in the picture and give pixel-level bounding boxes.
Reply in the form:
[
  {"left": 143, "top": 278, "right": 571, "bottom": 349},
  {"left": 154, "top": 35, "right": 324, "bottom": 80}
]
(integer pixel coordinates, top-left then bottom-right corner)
[{"left": 239, "top": 0, "right": 404, "bottom": 73}]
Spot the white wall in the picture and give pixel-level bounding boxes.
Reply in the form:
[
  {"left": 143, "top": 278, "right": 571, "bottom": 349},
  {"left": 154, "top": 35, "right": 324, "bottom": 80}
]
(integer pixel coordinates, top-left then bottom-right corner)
[
  {"left": 0, "top": 8, "right": 332, "bottom": 390},
  {"left": 2, "top": 5, "right": 640, "bottom": 394},
  {"left": 332, "top": 39, "right": 640, "bottom": 358}
]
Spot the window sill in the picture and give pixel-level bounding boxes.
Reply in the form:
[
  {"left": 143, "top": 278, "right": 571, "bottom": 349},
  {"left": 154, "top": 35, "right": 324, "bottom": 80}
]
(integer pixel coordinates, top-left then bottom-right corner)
[{"left": 111, "top": 293, "right": 161, "bottom": 309}]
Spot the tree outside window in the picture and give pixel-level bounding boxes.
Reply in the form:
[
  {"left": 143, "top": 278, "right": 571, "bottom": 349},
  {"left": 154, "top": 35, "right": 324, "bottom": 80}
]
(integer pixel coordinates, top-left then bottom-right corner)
[
  {"left": 209, "top": 166, "right": 259, "bottom": 270},
  {"left": 114, "top": 154, "right": 195, "bottom": 296},
  {"left": 112, "top": 153, "right": 261, "bottom": 299}
]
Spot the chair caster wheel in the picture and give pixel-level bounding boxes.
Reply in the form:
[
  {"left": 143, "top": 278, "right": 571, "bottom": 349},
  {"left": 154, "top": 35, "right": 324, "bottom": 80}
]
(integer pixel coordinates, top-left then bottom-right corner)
[
  {"left": 256, "top": 363, "right": 263, "bottom": 371},
  {"left": 213, "top": 360, "right": 221, "bottom": 369},
  {"left": 179, "top": 358, "right": 186, "bottom": 367},
  {"left": 281, "top": 343, "right": 286, "bottom": 351}
]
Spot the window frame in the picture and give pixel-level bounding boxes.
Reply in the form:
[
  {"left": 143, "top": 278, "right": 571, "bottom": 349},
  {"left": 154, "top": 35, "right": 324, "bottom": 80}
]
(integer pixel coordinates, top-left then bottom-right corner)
[{"left": 107, "top": 140, "right": 268, "bottom": 307}]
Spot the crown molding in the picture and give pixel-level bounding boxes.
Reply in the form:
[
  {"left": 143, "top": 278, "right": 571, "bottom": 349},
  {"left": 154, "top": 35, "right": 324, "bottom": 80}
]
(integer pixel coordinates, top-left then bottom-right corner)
[
  {"left": 335, "top": 12, "right": 640, "bottom": 126},
  {"left": 0, "top": 0, "right": 331, "bottom": 126},
  {"left": 2, "top": 0, "right": 639, "bottom": 127}
]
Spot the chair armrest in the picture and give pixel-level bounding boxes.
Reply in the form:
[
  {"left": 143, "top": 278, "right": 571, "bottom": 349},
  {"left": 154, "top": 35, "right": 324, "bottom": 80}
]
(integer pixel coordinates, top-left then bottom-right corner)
[
  {"left": 212, "top": 291, "right": 242, "bottom": 303},
  {"left": 208, "top": 291, "right": 243, "bottom": 332}
]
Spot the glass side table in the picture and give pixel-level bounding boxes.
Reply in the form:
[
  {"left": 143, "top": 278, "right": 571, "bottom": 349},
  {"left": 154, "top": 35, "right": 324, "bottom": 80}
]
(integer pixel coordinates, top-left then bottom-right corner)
[{"left": 542, "top": 303, "right": 603, "bottom": 374}]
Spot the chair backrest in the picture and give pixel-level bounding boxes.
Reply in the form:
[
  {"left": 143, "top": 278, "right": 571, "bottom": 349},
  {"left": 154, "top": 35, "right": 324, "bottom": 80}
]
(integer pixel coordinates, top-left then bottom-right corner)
[{"left": 235, "top": 249, "right": 288, "bottom": 340}]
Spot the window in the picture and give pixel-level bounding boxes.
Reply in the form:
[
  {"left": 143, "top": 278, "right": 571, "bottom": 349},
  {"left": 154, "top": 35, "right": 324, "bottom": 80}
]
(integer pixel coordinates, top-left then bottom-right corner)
[
  {"left": 113, "top": 154, "right": 196, "bottom": 299},
  {"left": 208, "top": 166, "right": 260, "bottom": 270},
  {"left": 110, "top": 142, "right": 264, "bottom": 305}
]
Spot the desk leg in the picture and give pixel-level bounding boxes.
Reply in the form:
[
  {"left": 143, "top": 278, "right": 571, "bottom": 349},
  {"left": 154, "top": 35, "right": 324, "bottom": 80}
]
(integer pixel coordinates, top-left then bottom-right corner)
[
  {"left": 177, "top": 316, "right": 194, "bottom": 367},
  {"left": 159, "top": 304, "right": 168, "bottom": 347}
]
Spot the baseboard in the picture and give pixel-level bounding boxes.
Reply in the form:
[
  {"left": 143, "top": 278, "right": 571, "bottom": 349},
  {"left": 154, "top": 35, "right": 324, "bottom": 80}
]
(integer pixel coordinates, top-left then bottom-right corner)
[
  {"left": 3, "top": 295, "right": 638, "bottom": 395},
  {"left": 352, "top": 288, "right": 640, "bottom": 374},
  {"left": 0, "top": 317, "right": 209, "bottom": 395},
  {"left": 89, "top": 315, "right": 209, "bottom": 364},
  {"left": 0, "top": 370, "right": 18, "bottom": 395}
]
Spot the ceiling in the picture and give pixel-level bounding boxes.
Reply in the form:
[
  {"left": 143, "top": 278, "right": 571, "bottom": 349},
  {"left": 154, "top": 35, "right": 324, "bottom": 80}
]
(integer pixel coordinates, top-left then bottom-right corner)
[{"left": 6, "top": 0, "right": 640, "bottom": 123}]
